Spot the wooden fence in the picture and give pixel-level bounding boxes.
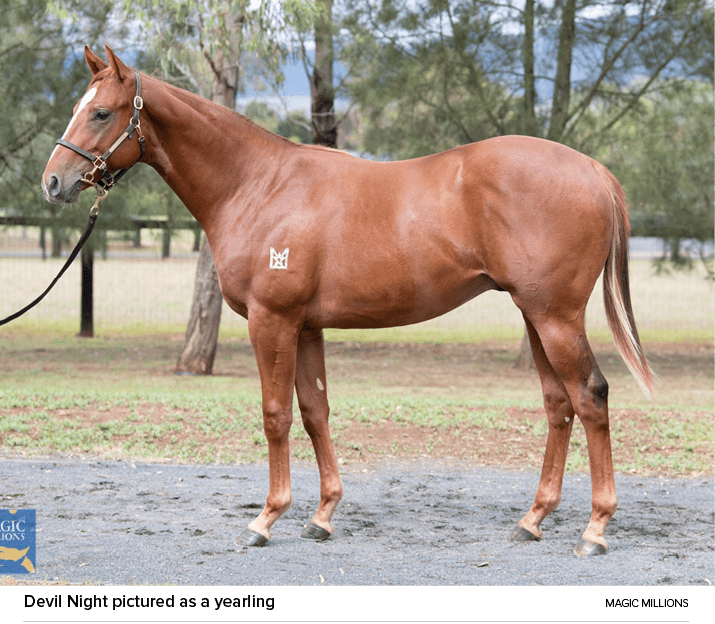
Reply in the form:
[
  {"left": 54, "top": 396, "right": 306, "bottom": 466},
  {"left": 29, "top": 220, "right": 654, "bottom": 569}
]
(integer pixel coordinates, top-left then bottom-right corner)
[{"left": 0, "top": 214, "right": 202, "bottom": 336}]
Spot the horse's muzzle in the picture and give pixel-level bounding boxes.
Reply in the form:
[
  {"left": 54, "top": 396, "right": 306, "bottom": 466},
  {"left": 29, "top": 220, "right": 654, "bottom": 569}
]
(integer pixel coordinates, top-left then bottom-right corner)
[{"left": 42, "top": 173, "right": 84, "bottom": 204}]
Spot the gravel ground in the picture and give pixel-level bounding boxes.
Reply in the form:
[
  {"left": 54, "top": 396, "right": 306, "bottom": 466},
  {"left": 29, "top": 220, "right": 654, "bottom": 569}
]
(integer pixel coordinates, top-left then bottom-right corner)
[{"left": 2, "top": 457, "right": 713, "bottom": 586}]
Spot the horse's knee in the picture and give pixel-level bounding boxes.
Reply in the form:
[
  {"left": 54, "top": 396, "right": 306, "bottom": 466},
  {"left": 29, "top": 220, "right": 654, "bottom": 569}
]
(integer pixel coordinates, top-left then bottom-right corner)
[
  {"left": 262, "top": 401, "right": 293, "bottom": 441},
  {"left": 299, "top": 403, "right": 330, "bottom": 438}
]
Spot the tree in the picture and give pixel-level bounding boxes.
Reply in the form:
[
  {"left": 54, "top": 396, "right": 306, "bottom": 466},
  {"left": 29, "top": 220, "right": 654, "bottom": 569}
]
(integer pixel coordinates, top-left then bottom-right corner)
[
  {"left": 174, "top": 7, "right": 244, "bottom": 376},
  {"left": 340, "top": 0, "right": 515, "bottom": 158},
  {"left": 311, "top": 0, "right": 337, "bottom": 147},
  {"left": 342, "top": 0, "right": 710, "bottom": 152}
]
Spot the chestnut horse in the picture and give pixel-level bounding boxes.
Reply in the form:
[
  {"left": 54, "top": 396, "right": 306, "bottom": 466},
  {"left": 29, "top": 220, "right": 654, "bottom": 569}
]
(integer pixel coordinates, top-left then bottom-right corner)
[{"left": 42, "top": 47, "right": 654, "bottom": 556}]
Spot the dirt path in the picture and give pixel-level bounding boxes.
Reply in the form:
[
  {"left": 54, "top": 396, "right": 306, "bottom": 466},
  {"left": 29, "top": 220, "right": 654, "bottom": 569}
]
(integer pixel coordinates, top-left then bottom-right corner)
[{"left": 2, "top": 457, "right": 712, "bottom": 585}]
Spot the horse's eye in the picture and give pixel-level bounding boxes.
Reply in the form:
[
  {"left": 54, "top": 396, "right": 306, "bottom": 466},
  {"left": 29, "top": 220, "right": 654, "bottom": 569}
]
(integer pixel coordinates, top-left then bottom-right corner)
[{"left": 94, "top": 110, "right": 111, "bottom": 121}]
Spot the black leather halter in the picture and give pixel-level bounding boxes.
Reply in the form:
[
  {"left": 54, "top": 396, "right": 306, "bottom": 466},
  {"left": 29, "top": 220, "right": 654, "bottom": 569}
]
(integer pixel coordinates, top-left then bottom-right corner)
[{"left": 55, "top": 71, "right": 146, "bottom": 192}]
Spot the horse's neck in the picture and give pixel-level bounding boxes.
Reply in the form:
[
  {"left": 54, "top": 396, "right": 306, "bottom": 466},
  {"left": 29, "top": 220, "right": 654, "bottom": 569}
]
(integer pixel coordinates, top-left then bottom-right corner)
[{"left": 142, "top": 76, "right": 289, "bottom": 229}]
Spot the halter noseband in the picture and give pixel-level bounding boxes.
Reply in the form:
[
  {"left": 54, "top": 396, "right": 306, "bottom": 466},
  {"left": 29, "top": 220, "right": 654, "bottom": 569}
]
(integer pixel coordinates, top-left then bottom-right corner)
[{"left": 55, "top": 70, "right": 146, "bottom": 193}]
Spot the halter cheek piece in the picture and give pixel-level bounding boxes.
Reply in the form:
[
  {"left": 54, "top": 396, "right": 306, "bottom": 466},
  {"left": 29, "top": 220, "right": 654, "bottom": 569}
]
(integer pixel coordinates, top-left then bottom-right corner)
[{"left": 55, "top": 71, "right": 145, "bottom": 193}]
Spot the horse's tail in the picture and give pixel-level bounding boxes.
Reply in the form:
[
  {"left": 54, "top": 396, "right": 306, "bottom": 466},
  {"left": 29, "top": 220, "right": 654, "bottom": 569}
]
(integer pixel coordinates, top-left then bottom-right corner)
[{"left": 591, "top": 159, "right": 656, "bottom": 398}]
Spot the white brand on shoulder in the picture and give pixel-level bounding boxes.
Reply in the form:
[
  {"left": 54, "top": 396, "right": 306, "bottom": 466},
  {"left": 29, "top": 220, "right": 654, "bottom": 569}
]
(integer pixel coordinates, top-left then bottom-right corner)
[{"left": 270, "top": 247, "right": 289, "bottom": 270}]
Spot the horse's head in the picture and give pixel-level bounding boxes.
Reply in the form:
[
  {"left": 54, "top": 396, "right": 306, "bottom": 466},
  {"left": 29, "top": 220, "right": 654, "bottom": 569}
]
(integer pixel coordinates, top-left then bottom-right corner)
[{"left": 42, "top": 45, "right": 144, "bottom": 204}]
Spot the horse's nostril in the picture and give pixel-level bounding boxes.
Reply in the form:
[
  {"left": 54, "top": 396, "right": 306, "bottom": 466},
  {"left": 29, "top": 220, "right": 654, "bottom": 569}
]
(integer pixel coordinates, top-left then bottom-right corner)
[{"left": 48, "top": 175, "right": 61, "bottom": 197}]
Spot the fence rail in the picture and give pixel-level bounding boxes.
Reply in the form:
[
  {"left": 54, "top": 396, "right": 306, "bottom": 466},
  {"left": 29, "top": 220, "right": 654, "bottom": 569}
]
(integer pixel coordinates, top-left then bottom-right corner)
[
  {"left": 1, "top": 214, "right": 203, "bottom": 336},
  {"left": 0, "top": 214, "right": 202, "bottom": 260}
]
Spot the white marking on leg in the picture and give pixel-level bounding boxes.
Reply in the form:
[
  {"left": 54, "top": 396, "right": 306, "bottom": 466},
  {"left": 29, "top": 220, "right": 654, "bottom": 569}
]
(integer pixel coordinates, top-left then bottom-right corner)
[
  {"left": 49, "top": 87, "right": 98, "bottom": 161},
  {"left": 316, "top": 378, "right": 324, "bottom": 391},
  {"left": 270, "top": 247, "right": 289, "bottom": 270}
]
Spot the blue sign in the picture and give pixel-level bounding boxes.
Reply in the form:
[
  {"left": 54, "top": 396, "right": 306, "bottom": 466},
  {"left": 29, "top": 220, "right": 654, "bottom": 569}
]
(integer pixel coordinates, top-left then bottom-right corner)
[{"left": 0, "top": 509, "right": 36, "bottom": 574}]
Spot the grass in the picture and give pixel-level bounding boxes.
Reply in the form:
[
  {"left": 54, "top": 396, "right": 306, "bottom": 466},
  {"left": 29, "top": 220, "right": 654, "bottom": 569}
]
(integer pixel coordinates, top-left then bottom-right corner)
[{"left": 0, "top": 332, "right": 711, "bottom": 477}]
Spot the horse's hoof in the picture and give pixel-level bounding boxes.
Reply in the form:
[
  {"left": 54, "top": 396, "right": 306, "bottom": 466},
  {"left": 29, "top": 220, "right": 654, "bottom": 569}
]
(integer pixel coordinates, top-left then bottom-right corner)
[
  {"left": 235, "top": 528, "right": 268, "bottom": 548},
  {"left": 300, "top": 522, "right": 331, "bottom": 541},
  {"left": 574, "top": 538, "right": 607, "bottom": 556},
  {"left": 509, "top": 524, "right": 540, "bottom": 542}
]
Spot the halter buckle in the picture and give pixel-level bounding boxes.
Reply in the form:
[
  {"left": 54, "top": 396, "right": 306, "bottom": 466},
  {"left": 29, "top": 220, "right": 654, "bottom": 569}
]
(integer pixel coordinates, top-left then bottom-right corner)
[
  {"left": 82, "top": 156, "right": 108, "bottom": 186},
  {"left": 90, "top": 188, "right": 109, "bottom": 217}
]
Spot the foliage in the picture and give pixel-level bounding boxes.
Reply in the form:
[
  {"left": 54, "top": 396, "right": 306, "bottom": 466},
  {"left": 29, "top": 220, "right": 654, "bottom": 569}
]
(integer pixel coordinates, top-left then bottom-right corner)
[
  {"left": 120, "top": 0, "right": 320, "bottom": 98},
  {"left": 340, "top": 0, "right": 517, "bottom": 158},
  {"left": 243, "top": 101, "right": 313, "bottom": 143},
  {"left": 339, "top": 0, "right": 712, "bottom": 158},
  {"left": 595, "top": 80, "right": 714, "bottom": 271},
  {"left": 0, "top": 0, "right": 108, "bottom": 216}
]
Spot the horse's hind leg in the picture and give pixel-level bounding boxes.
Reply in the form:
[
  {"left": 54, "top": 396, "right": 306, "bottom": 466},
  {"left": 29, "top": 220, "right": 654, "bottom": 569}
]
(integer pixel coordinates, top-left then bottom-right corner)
[
  {"left": 295, "top": 328, "right": 343, "bottom": 540},
  {"left": 519, "top": 314, "right": 617, "bottom": 555},
  {"left": 511, "top": 316, "right": 576, "bottom": 543}
]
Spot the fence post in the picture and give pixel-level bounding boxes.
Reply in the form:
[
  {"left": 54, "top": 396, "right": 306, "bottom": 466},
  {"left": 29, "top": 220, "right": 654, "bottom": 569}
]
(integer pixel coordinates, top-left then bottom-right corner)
[
  {"left": 78, "top": 235, "right": 94, "bottom": 338},
  {"left": 162, "top": 226, "right": 171, "bottom": 258},
  {"left": 40, "top": 225, "right": 47, "bottom": 260}
]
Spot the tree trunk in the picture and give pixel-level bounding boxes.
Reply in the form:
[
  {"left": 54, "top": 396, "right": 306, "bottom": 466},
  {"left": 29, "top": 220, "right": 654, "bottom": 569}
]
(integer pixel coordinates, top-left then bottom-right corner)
[
  {"left": 311, "top": 0, "right": 337, "bottom": 148},
  {"left": 176, "top": 236, "right": 223, "bottom": 374},
  {"left": 522, "top": 0, "right": 538, "bottom": 138},
  {"left": 514, "top": 326, "right": 535, "bottom": 370},
  {"left": 547, "top": 0, "right": 577, "bottom": 142},
  {"left": 175, "top": 47, "right": 238, "bottom": 375}
]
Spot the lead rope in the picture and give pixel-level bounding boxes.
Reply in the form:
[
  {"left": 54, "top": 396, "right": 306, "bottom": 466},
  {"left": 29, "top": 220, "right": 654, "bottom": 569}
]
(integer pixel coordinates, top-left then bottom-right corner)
[{"left": 0, "top": 189, "right": 107, "bottom": 327}]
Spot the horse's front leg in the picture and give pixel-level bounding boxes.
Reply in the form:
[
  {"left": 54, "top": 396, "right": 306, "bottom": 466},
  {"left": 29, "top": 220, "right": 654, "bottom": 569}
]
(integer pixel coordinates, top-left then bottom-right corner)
[
  {"left": 235, "top": 309, "right": 300, "bottom": 548},
  {"left": 295, "top": 327, "right": 343, "bottom": 540}
]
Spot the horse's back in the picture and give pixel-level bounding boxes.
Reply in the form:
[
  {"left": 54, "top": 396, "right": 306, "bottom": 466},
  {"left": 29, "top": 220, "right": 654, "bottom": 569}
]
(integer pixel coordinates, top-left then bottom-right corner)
[{"left": 349, "top": 136, "right": 614, "bottom": 293}]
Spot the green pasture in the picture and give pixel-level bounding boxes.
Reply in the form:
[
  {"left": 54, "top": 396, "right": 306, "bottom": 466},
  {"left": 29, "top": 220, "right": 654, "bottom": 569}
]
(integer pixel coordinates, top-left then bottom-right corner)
[{"left": 0, "top": 332, "right": 711, "bottom": 477}]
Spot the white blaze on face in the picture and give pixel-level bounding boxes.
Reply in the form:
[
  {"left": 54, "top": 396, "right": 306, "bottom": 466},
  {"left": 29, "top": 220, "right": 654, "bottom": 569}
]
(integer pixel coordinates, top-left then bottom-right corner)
[{"left": 49, "top": 87, "right": 98, "bottom": 161}]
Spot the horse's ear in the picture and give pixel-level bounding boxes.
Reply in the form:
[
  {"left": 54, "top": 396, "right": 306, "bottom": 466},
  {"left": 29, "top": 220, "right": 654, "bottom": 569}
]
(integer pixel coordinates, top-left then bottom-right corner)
[
  {"left": 85, "top": 46, "right": 108, "bottom": 75},
  {"left": 105, "top": 45, "right": 131, "bottom": 83}
]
